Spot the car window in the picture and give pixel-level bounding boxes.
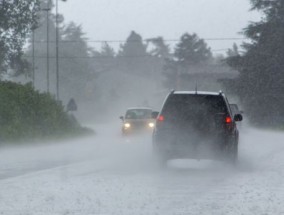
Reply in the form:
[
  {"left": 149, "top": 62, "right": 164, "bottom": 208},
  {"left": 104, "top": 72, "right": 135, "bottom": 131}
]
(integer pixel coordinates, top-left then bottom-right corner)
[{"left": 125, "top": 109, "right": 152, "bottom": 119}]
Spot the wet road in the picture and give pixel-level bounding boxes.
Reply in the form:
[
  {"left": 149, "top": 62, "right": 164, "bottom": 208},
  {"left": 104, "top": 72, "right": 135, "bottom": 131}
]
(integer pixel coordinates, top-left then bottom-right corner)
[{"left": 0, "top": 124, "right": 283, "bottom": 215}]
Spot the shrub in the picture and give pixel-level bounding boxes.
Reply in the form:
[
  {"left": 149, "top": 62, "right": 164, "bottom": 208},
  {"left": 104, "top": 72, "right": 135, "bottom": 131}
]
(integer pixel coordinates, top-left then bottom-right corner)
[{"left": 0, "top": 81, "right": 91, "bottom": 142}]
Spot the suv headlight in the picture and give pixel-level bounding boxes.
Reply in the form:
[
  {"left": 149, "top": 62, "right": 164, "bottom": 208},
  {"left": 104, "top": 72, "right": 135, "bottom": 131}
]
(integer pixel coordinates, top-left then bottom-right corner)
[{"left": 148, "top": 122, "right": 155, "bottom": 128}]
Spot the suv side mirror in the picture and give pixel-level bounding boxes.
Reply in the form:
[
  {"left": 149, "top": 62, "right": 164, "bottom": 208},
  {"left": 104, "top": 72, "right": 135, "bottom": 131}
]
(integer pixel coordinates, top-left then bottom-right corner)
[
  {"left": 234, "top": 114, "right": 243, "bottom": 122},
  {"left": 119, "top": 116, "right": 124, "bottom": 121},
  {"left": 151, "top": 111, "right": 159, "bottom": 119}
]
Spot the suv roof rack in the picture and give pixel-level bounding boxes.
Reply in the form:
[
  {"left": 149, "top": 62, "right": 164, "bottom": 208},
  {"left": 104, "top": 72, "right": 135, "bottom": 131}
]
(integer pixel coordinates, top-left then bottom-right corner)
[{"left": 170, "top": 89, "right": 175, "bottom": 94}]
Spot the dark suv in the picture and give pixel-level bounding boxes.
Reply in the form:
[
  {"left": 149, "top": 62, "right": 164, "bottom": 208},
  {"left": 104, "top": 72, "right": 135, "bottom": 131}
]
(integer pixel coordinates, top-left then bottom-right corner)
[{"left": 152, "top": 91, "right": 243, "bottom": 165}]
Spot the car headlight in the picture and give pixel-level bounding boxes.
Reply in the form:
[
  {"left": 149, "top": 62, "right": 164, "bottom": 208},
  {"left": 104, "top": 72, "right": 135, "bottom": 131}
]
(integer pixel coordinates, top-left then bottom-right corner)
[
  {"left": 124, "top": 123, "right": 131, "bottom": 128},
  {"left": 148, "top": 122, "right": 155, "bottom": 128}
]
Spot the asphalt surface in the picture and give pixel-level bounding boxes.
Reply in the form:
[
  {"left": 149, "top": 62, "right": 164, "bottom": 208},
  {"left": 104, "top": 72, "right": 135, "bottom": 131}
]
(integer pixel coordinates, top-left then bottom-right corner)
[{"left": 0, "top": 123, "right": 284, "bottom": 215}]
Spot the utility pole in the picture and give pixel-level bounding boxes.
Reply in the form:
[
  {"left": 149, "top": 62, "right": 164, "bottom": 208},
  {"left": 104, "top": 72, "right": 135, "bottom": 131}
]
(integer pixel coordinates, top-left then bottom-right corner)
[
  {"left": 56, "top": 0, "right": 59, "bottom": 100},
  {"left": 55, "top": 0, "right": 68, "bottom": 100},
  {"left": 32, "top": 29, "right": 35, "bottom": 88},
  {"left": 42, "top": 6, "right": 51, "bottom": 93}
]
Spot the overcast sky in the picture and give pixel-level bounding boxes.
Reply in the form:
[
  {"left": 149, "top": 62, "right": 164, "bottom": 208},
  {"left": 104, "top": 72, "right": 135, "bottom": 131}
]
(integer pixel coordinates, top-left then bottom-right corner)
[{"left": 58, "top": 0, "right": 262, "bottom": 55}]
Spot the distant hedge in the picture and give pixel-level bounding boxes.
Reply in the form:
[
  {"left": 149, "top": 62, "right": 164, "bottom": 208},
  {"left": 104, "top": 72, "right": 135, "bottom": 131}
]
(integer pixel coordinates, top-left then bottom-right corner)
[{"left": 0, "top": 81, "right": 92, "bottom": 142}]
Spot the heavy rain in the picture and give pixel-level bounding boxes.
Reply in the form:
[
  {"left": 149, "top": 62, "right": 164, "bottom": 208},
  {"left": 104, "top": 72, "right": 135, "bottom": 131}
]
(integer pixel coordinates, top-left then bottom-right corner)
[{"left": 0, "top": 0, "right": 284, "bottom": 214}]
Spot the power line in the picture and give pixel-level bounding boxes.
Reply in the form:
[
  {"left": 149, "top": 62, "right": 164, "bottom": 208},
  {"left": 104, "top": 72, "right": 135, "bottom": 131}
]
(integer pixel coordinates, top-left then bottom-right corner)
[
  {"left": 25, "top": 55, "right": 154, "bottom": 59},
  {"left": 31, "top": 37, "right": 247, "bottom": 44},
  {"left": 25, "top": 51, "right": 229, "bottom": 59},
  {"left": 211, "top": 49, "right": 230, "bottom": 52}
]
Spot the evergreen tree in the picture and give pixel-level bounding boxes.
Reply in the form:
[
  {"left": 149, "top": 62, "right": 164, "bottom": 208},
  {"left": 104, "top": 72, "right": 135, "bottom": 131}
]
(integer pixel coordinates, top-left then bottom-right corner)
[
  {"left": 57, "top": 22, "right": 93, "bottom": 102},
  {"left": 147, "top": 37, "right": 170, "bottom": 59},
  {"left": 25, "top": 1, "right": 93, "bottom": 104},
  {"left": 163, "top": 33, "right": 212, "bottom": 89},
  {"left": 175, "top": 33, "right": 212, "bottom": 67},
  {"left": 25, "top": 0, "right": 59, "bottom": 93},
  {"left": 101, "top": 42, "right": 115, "bottom": 57},
  {"left": 118, "top": 31, "right": 150, "bottom": 76},
  {"left": 95, "top": 42, "right": 116, "bottom": 72},
  {"left": 146, "top": 37, "right": 171, "bottom": 80},
  {"left": 227, "top": 43, "right": 239, "bottom": 57},
  {"left": 227, "top": 0, "right": 284, "bottom": 125},
  {"left": 119, "top": 31, "right": 147, "bottom": 57}
]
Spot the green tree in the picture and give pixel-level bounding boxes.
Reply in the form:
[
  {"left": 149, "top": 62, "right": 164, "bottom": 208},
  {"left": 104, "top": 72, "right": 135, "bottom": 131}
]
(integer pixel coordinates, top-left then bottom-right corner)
[
  {"left": 147, "top": 36, "right": 170, "bottom": 59},
  {"left": 101, "top": 42, "right": 115, "bottom": 57},
  {"left": 175, "top": 33, "right": 212, "bottom": 67},
  {"left": 25, "top": 1, "right": 93, "bottom": 104},
  {"left": 227, "top": 43, "right": 239, "bottom": 57},
  {"left": 118, "top": 31, "right": 150, "bottom": 76},
  {"left": 25, "top": 0, "right": 59, "bottom": 93},
  {"left": 96, "top": 42, "right": 116, "bottom": 72},
  {"left": 163, "top": 33, "right": 212, "bottom": 89},
  {"left": 119, "top": 31, "right": 147, "bottom": 57},
  {"left": 59, "top": 22, "right": 93, "bottom": 102},
  {"left": 0, "top": 0, "right": 40, "bottom": 74},
  {"left": 226, "top": 0, "right": 284, "bottom": 126},
  {"left": 146, "top": 37, "right": 171, "bottom": 80}
]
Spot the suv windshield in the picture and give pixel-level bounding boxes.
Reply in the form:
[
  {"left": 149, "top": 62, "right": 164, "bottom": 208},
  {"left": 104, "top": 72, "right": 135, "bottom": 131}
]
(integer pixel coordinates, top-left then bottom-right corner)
[
  {"left": 162, "top": 94, "right": 228, "bottom": 121},
  {"left": 125, "top": 109, "right": 152, "bottom": 119}
]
